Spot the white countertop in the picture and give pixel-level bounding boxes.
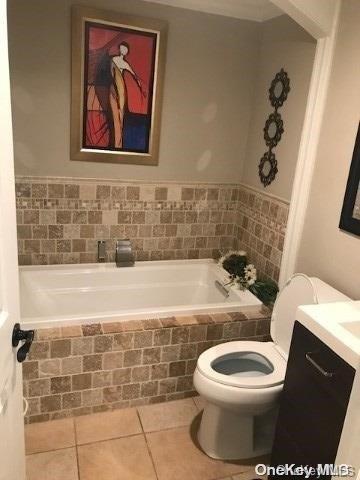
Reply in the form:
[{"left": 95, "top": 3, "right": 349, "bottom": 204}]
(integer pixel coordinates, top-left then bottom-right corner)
[{"left": 296, "top": 301, "right": 360, "bottom": 369}]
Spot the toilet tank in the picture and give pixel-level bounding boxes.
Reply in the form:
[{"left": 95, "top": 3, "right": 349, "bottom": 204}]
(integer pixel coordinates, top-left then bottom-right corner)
[{"left": 271, "top": 274, "right": 351, "bottom": 360}]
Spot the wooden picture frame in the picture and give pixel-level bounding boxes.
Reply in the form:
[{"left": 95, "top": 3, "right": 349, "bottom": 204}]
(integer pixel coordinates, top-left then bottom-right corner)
[
  {"left": 71, "top": 6, "right": 167, "bottom": 165},
  {"left": 339, "top": 122, "right": 360, "bottom": 236}
]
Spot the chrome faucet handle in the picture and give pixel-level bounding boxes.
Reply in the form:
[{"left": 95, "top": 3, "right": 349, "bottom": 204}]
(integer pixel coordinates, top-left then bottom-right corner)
[
  {"left": 115, "top": 239, "right": 135, "bottom": 267},
  {"left": 97, "top": 240, "right": 106, "bottom": 263}
]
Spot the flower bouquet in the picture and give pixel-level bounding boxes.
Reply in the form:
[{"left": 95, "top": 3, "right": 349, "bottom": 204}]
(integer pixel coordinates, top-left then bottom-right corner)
[{"left": 218, "top": 250, "right": 279, "bottom": 306}]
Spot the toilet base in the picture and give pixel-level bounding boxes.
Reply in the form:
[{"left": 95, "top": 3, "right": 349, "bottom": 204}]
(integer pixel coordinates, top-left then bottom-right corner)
[{"left": 197, "top": 402, "right": 277, "bottom": 460}]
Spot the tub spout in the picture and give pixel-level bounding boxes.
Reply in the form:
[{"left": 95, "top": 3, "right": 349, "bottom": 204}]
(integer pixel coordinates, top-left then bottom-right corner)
[
  {"left": 115, "top": 239, "right": 135, "bottom": 267},
  {"left": 214, "top": 280, "right": 230, "bottom": 298}
]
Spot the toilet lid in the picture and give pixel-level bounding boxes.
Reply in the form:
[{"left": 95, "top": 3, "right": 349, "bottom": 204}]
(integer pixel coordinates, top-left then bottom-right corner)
[
  {"left": 271, "top": 274, "right": 317, "bottom": 359},
  {"left": 197, "top": 341, "right": 286, "bottom": 389}
]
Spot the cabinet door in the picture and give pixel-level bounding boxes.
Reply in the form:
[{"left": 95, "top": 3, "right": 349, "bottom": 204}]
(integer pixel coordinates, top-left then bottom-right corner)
[{"left": 270, "top": 322, "right": 355, "bottom": 479}]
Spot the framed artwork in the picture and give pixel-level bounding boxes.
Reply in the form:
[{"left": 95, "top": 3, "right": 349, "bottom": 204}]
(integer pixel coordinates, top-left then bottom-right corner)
[
  {"left": 339, "top": 122, "right": 360, "bottom": 236},
  {"left": 71, "top": 6, "right": 167, "bottom": 165}
]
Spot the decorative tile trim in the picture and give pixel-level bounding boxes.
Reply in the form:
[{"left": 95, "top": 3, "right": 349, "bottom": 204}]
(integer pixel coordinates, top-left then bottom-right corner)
[
  {"left": 238, "top": 182, "right": 290, "bottom": 206},
  {"left": 23, "top": 306, "right": 271, "bottom": 424},
  {"left": 16, "top": 175, "right": 241, "bottom": 187}
]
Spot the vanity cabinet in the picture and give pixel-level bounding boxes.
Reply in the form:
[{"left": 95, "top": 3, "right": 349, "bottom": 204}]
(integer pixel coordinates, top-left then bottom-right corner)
[{"left": 270, "top": 321, "right": 355, "bottom": 479}]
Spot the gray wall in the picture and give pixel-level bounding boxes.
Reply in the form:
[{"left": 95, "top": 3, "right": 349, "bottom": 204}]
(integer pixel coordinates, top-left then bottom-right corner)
[
  {"left": 242, "top": 16, "right": 315, "bottom": 201},
  {"left": 296, "top": 0, "right": 360, "bottom": 300},
  {"left": 8, "top": 0, "right": 260, "bottom": 183}
]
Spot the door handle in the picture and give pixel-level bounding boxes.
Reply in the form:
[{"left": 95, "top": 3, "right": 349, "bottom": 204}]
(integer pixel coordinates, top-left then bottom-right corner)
[
  {"left": 305, "top": 352, "right": 334, "bottom": 378},
  {"left": 12, "top": 323, "right": 35, "bottom": 363}
]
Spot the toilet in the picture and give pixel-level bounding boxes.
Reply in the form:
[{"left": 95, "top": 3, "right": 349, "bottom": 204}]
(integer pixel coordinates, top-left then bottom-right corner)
[{"left": 193, "top": 274, "right": 350, "bottom": 460}]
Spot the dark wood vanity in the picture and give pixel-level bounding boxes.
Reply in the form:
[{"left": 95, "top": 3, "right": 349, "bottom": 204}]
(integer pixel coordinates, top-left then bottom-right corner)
[{"left": 269, "top": 321, "right": 355, "bottom": 479}]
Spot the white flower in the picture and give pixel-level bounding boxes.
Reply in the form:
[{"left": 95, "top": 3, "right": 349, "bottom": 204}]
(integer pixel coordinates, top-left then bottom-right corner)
[
  {"left": 244, "top": 264, "right": 257, "bottom": 283},
  {"left": 218, "top": 255, "right": 226, "bottom": 266}
]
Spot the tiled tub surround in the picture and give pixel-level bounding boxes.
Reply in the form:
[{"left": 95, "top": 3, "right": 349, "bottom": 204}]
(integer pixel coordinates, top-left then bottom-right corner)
[
  {"left": 235, "top": 187, "right": 289, "bottom": 281},
  {"left": 23, "top": 307, "right": 271, "bottom": 424},
  {"left": 16, "top": 177, "right": 238, "bottom": 266},
  {"left": 15, "top": 177, "right": 289, "bottom": 282}
]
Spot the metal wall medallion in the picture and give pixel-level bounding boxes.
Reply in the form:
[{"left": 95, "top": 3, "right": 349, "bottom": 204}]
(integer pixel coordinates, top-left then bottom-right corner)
[
  {"left": 259, "top": 151, "right": 278, "bottom": 187},
  {"left": 258, "top": 68, "right": 290, "bottom": 187},
  {"left": 269, "top": 69, "right": 291, "bottom": 110},
  {"left": 263, "top": 112, "right": 284, "bottom": 149}
]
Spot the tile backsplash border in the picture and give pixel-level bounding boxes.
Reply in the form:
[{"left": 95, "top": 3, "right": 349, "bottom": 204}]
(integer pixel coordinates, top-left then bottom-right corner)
[{"left": 15, "top": 176, "right": 289, "bottom": 282}]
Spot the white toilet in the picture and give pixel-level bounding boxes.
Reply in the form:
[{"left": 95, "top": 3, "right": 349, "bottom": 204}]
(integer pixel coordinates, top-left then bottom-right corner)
[{"left": 193, "top": 274, "right": 350, "bottom": 460}]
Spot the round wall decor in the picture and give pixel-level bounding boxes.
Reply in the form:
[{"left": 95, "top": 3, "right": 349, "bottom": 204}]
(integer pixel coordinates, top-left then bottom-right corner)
[
  {"left": 263, "top": 112, "right": 284, "bottom": 149},
  {"left": 269, "top": 69, "right": 291, "bottom": 110},
  {"left": 258, "top": 68, "right": 290, "bottom": 187},
  {"left": 259, "top": 151, "right": 278, "bottom": 187}
]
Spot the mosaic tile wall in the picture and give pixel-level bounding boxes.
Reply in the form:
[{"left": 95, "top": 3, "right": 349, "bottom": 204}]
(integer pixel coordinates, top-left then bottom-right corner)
[
  {"left": 23, "top": 306, "right": 271, "bottom": 424},
  {"left": 234, "top": 186, "right": 289, "bottom": 281},
  {"left": 15, "top": 177, "right": 289, "bottom": 282},
  {"left": 15, "top": 177, "right": 237, "bottom": 266}
]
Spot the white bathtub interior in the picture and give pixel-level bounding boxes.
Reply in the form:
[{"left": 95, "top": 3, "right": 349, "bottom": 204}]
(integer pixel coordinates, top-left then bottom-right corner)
[{"left": 19, "top": 259, "right": 261, "bottom": 328}]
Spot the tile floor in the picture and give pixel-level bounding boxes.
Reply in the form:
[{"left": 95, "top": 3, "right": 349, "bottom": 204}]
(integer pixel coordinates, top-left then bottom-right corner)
[{"left": 25, "top": 397, "right": 267, "bottom": 480}]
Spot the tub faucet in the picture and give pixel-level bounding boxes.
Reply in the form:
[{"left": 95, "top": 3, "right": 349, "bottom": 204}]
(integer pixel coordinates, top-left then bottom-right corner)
[
  {"left": 97, "top": 240, "right": 106, "bottom": 262},
  {"left": 115, "top": 239, "right": 135, "bottom": 267}
]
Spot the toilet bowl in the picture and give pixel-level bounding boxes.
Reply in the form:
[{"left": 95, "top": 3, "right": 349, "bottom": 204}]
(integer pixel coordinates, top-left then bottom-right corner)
[{"left": 193, "top": 274, "right": 350, "bottom": 460}]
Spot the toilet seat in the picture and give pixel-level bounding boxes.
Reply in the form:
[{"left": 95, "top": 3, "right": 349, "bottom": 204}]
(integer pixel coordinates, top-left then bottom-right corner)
[{"left": 197, "top": 341, "right": 286, "bottom": 389}]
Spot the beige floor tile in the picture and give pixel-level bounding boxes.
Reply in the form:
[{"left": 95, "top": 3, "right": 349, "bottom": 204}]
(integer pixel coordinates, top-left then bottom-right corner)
[
  {"left": 138, "top": 398, "right": 199, "bottom": 433},
  {"left": 26, "top": 447, "right": 78, "bottom": 480},
  {"left": 75, "top": 407, "right": 142, "bottom": 445},
  {"left": 25, "top": 418, "right": 75, "bottom": 454},
  {"left": 77, "top": 435, "right": 157, "bottom": 480},
  {"left": 193, "top": 395, "right": 207, "bottom": 411},
  {"left": 146, "top": 426, "right": 250, "bottom": 480},
  {"left": 232, "top": 469, "right": 267, "bottom": 479}
]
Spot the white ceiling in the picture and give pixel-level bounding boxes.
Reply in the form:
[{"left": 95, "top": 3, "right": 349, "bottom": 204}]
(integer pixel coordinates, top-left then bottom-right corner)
[{"left": 141, "top": 0, "right": 283, "bottom": 22}]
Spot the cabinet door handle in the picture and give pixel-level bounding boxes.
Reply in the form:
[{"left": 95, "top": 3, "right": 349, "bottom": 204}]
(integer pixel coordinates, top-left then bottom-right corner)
[{"left": 305, "top": 352, "right": 334, "bottom": 378}]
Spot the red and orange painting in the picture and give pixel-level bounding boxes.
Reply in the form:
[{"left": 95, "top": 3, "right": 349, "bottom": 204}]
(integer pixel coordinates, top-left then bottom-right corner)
[{"left": 83, "top": 21, "right": 157, "bottom": 153}]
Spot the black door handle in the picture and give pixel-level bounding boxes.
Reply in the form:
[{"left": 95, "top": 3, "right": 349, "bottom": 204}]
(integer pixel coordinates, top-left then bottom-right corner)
[{"left": 12, "top": 323, "right": 35, "bottom": 363}]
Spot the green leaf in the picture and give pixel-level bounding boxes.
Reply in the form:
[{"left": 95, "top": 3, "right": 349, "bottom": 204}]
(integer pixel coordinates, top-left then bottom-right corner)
[{"left": 249, "top": 280, "right": 279, "bottom": 306}]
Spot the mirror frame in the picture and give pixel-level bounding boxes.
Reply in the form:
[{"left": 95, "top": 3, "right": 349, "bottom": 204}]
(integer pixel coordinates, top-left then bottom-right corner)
[
  {"left": 263, "top": 112, "right": 284, "bottom": 148},
  {"left": 269, "top": 69, "right": 290, "bottom": 109},
  {"left": 259, "top": 151, "right": 278, "bottom": 187},
  {"left": 339, "top": 122, "right": 360, "bottom": 236}
]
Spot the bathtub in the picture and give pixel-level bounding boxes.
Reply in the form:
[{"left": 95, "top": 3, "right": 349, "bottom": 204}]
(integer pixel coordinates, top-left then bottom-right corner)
[{"left": 19, "top": 259, "right": 261, "bottom": 329}]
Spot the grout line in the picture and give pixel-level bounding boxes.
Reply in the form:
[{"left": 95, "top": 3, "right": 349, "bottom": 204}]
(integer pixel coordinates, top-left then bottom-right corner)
[
  {"left": 26, "top": 444, "right": 77, "bottom": 456},
  {"left": 135, "top": 422, "right": 194, "bottom": 435},
  {"left": 73, "top": 418, "right": 81, "bottom": 480},
  {"left": 76, "top": 431, "right": 144, "bottom": 448},
  {"left": 191, "top": 396, "right": 199, "bottom": 410},
  {"left": 137, "top": 405, "right": 163, "bottom": 480},
  {"left": 75, "top": 444, "right": 81, "bottom": 480},
  {"left": 72, "top": 417, "right": 78, "bottom": 445},
  {"left": 192, "top": 395, "right": 205, "bottom": 412},
  {"left": 136, "top": 406, "right": 160, "bottom": 480},
  {"left": 135, "top": 408, "right": 145, "bottom": 434},
  {"left": 143, "top": 429, "right": 159, "bottom": 480}
]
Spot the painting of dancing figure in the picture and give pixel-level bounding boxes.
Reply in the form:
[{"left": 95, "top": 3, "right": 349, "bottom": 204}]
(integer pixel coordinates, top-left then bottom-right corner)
[{"left": 71, "top": 7, "right": 167, "bottom": 165}]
